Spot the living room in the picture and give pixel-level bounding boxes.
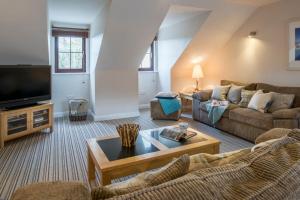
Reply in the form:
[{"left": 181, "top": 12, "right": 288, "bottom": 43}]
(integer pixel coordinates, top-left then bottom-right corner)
[{"left": 0, "top": 0, "right": 300, "bottom": 199}]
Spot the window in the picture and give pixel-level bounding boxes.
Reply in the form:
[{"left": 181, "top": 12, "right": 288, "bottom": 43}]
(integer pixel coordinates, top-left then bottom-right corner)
[
  {"left": 52, "top": 28, "right": 88, "bottom": 73},
  {"left": 139, "top": 39, "right": 157, "bottom": 71}
]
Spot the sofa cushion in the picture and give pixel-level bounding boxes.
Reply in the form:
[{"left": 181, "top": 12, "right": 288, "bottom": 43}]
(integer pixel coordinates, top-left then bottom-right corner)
[
  {"left": 211, "top": 85, "right": 231, "bottom": 101},
  {"left": 272, "top": 108, "right": 300, "bottom": 119},
  {"left": 247, "top": 90, "right": 272, "bottom": 113},
  {"left": 268, "top": 92, "right": 295, "bottom": 112},
  {"left": 255, "top": 128, "right": 291, "bottom": 144},
  {"left": 239, "top": 89, "right": 257, "bottom": 108},
  {"left": 229, "top": 108, "right": 273, "bottom": 130},
  {"left": 189, "top": 148, "right": 250, "bottom": 171},
  {"left": 221, "top": 80, "right": 257, "bottom": 90},
  {"left": 91, "top": 154, "right": 190, "bottom": 200},
  {"left": 256, "top": 83, "right": 300, "bottom": 108},
  {"left": 227, "top": 85, "right": 244, "bottom": 104}
]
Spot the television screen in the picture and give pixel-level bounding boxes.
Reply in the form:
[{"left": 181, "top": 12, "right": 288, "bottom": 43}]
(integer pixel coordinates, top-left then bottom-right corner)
[{"left": 0, "top": 65, "right": 51, "bottom": 108}]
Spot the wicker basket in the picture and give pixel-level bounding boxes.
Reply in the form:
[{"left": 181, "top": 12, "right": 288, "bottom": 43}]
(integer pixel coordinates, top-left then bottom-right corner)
[{"left": 68, "top": 99, "right": 89, "bottom": 121}]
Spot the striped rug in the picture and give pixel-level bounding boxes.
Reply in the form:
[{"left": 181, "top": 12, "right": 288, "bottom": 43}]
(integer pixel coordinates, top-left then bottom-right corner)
[{"left": 0, "top": 110, "right": 253, "bottom": 200}]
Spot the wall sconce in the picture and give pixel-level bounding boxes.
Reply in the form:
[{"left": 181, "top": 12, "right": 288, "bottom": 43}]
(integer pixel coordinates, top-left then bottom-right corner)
[{"left": 248, "top": 31, "right": 257, "bottom": 38}]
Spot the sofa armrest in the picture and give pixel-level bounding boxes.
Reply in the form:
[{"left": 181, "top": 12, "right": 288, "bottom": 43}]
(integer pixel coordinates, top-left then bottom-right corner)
[
  {"left": 272, "top": 108, "right": 300, "bottom": 119},
  {"left": 192, "top": 89, "right": 212, "bottom": 102}
]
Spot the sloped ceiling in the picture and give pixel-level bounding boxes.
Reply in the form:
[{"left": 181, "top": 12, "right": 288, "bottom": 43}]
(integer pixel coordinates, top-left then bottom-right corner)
[
  {"left": 48, "top": 0, "right": 106, "bottom": 24},
  {"left": 0, "top": 0, "right": 49, "bottom": 64}
]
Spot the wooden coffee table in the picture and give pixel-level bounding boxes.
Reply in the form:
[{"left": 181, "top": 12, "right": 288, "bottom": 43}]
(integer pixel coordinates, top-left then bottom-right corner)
[{"left": 87, "top": 126, "right": 220, "bottom": 187}]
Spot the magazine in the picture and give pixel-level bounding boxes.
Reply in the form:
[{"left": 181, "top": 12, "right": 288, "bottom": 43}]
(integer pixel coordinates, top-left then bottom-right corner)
[
  {"left": 160, "top": 127, "right": 197, "bottom": 142},
  {"left": 211, "top": 99, "right": 229, "bottom": 107}
]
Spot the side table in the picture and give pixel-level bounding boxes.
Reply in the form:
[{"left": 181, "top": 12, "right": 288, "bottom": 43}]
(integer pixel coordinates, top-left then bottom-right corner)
[{"left": 179, "top": 92, "right": 194, "bottom": 113}]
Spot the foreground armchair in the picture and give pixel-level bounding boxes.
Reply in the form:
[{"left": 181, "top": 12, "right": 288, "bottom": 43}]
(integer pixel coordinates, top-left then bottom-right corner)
[{"left": 11, "top": 129, "right": 300, "bottom": 200}]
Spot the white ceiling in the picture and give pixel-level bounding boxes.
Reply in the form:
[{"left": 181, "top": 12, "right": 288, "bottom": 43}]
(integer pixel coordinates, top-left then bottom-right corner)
[
  {"left": 226, "top": 0, "right": 281, "bottom": 6},
  {"left": 160, "top": 5, "right": 206, "bottom": 28},
  {"left": 48, "top": 0, "right": 106, "bottom": 24}
]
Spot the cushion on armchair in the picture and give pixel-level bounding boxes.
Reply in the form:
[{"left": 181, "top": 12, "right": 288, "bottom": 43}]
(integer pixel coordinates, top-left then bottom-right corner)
[{"left": 155, "top": 92, "right": 178, "bottom": 99}]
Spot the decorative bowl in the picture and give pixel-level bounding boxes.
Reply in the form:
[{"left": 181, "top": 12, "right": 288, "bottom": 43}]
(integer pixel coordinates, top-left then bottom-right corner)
[{"left": 116, "top": 124, "right": 140, "bottom": 148}]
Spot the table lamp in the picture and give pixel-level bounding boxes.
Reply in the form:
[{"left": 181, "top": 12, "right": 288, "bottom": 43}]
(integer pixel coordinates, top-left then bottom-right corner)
[{"left": 192, "top": 64, "right": 204, "bottom": 91}]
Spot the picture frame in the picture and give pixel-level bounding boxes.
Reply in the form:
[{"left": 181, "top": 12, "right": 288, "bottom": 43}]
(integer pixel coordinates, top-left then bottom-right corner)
[{"left": 288, "top": 21, "right": 300, "bottom": 70}]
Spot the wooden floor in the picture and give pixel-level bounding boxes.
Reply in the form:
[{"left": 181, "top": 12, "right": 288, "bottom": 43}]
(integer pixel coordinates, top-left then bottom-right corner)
[{"left": 0, "top": 109, "right": 253, "bottom": 200}]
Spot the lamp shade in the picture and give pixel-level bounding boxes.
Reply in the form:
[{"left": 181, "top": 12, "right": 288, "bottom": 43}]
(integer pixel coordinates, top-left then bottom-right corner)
[{"left": 192, "top": 64, "right": 204, "bottom": 79}]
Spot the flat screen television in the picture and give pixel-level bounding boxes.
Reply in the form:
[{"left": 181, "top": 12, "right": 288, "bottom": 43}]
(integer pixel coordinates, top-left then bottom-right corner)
[{"left": 0, "top": 65, "right": 51, "bottom": 109}]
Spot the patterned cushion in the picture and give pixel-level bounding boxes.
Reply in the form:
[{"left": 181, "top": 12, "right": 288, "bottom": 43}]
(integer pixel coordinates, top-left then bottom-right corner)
[
  {"left": 239, "top": 89, "right": 256, "bottom": 107},
  {"left": 268, "top": 92, "right": 295, "bottom": 113},
  {"left": 227, "top": 84, "right": 245, "bottom": 104},
  {"left": 248, "top": 90, "right": 273, "bottom": 113},
  {"left": 211, "top": 85, "right": 231, "bottom": 101},
  {"left": 91, "top": 154, "right": 190, "bottom": 200}
]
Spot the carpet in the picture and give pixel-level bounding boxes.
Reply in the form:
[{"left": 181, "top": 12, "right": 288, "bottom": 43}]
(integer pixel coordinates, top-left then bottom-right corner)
[{"left": 0, "top": 109, "right": 253, "bottom": 199}]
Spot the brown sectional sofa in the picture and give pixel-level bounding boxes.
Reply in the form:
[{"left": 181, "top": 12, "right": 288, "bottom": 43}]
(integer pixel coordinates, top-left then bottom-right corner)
[{"left": 192, "top": 80, "right": 300, "bottom": 142}]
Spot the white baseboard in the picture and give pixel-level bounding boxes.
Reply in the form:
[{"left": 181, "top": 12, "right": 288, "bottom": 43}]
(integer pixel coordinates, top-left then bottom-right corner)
[
  {"left": 54, "top": 111, "right": 68, "bottom": 118},
  {"left": 139, "top": 104, "right": 150, "bottom": 109},
  {"left": 54, "top": 110, "right": 92, "bottom": 118},
  {"left": 91, "top": 111, "right": 140, "bottom": 121}
]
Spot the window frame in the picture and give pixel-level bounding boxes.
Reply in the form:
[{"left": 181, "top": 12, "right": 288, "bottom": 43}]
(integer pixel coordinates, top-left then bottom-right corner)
[
  {"left": 54, "top": 30, "right": 87, "bottom": 73},
  {"left": 139, "top": 39, "right": 157, "bottom": 72}
]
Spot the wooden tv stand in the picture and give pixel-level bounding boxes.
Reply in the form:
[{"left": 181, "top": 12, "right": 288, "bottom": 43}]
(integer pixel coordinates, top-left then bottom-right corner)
[{"left": 0, "top": 103, "right": 53, "bottom": 149}]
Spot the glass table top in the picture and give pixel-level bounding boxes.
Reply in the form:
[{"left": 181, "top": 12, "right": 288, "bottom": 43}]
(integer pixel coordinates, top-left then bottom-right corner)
[{"left": 97, "top": 135, "right": 159, "bottom": 161}]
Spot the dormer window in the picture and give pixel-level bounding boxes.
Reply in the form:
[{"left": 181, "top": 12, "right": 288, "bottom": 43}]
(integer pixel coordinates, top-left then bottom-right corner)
[
  {"left": 52, "top": 27, "right": 88, "bottom": 73},
  {"left": 139, "top": 38, "right": 157, "bottom": 71}
]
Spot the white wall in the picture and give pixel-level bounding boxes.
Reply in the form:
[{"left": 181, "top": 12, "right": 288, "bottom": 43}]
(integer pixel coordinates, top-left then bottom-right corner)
[
  {"left": 0, "top": 0, "right": 49, "bottom": 64},
  {"left": 138, "top": 72, "right": 159, "bottom": 108},
  {"left": 49, "top": 25, "right": 91, "bottom": 116},
  {"left": 204, "top": 0, "right": 300, "bottom": 88},
  {"left": 92, "top": 0, "right": 171, "bottom": 120},
  {"left": 90, "top": 0, "right": 111, "bottom": 113},
  {"left": 52, "top": 74, "right": 90, "bottom": 116},
  {"left": 158, "top": 11, "right": 210, "bottom": 92},
  {"left": 171, "top": 1, "right": 257, "bottom": 92}
]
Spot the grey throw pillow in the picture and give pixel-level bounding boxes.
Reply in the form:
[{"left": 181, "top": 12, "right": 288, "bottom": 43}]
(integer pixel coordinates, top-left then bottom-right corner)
[
  {"left": 239, "top": 90, "right": 257, "bottom": 108},
  {"left": 227, "top": 85, "right": 245, "bottom": 104},
  {"left": 211, "top": 85, "right": 231, "bottom": 101},
  {"left": 268, "top": 92, "right": 295, "bottom": 113}
]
